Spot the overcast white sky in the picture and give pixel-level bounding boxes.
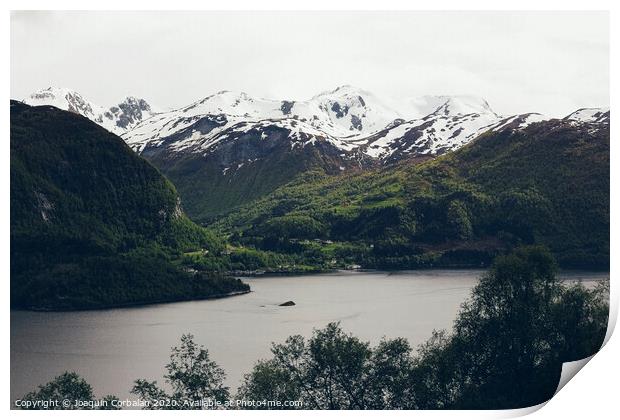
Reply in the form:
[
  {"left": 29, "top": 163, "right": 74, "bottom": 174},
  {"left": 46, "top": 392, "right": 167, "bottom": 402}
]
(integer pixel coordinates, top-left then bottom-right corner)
[{"left": 11, "top": 11, "right": 609, "bottom": 117}]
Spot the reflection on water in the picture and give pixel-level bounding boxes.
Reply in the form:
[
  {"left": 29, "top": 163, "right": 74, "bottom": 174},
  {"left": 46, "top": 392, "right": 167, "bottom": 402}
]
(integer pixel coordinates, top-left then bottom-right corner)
[{"left": 10, "top": 269, "right": 607, "bottom": 401}]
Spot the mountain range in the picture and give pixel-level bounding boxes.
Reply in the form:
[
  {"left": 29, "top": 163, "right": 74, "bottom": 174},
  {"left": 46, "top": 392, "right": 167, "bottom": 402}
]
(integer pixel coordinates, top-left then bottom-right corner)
[{"left": 22, "top": 86, "right": 609, "bottom": 221}]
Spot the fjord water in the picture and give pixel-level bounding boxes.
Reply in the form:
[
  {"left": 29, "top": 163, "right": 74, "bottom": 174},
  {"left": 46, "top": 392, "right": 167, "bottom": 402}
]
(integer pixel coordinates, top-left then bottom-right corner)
[{"left": 10, "top": 270, "right": 607, "bottom": 401}]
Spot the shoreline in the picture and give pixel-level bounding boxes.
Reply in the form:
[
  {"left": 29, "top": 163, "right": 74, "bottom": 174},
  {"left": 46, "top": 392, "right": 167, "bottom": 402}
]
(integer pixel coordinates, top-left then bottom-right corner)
[
  {"left": 236, "top": 265, "right": 611, "bottom": 279},
  {"left": 12, "top": 289, "right": 252, "bottom": 313},
  {"left": 12, "top": 267, "right": 609, "bottom": 313}
]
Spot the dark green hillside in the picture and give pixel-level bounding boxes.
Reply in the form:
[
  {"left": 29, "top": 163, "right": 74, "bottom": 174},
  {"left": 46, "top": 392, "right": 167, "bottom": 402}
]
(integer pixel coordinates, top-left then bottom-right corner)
[
  {"left": 438, "top": 120, "right": 609, "bottom": 267},
  {"left": 211, "top": 119, "right": 609, "bottom": 269},
  {"left": 10, "top": 101, "right": 248, "bottom": 310}
]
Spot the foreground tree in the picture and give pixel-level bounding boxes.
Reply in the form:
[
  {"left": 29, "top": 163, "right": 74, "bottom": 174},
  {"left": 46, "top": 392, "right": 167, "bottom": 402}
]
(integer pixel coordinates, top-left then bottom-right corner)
[
  {"left": 432, "top": 246, "right": 564, "bottom": 408},
  {"left": 19, "top": 371, "right": 118, "bottom": 410},
  {"left": 131, "top": 334, "right": 229, "bottom": 409},
  {"left": 551, "top": 279, "right": 609, "bottom": 362},
  {"left": 238, "top": 246, "right": 609, "bottom": 410},
  {"left": 411, "top": 245, "right": 609, "bottom": 409},
  {"left": 236, "top": 323, "right": 416, "bottom": 409}
]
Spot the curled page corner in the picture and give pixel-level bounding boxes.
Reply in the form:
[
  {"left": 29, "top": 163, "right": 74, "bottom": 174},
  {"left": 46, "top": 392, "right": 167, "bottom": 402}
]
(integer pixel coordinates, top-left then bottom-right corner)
[
  {"left": 504, "top": 355, "right": 599, "bottom": 418},
  {"left": 552, "top": 293, "right": 618, "bottom": 393},
  {"left": 507, "top": 304, "right": 615, "bottom": 416},
  {"left": 603, "top": 296, "right": 618, "bottom": 348},
  {"left": 553, "top": 309, "right": 614, "bottom": 398},
  {"left": 496, "top": 402, "right": 548, "bottom": 418},
  {"left": 554, "top": 355, "right": 595, "bottom": 396}
]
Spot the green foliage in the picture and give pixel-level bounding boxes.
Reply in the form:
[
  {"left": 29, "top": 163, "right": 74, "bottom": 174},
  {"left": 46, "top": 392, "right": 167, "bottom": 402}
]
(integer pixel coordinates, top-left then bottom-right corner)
[
  {"left": 19, "top": 372, "right": 119, "bottom": 410},
  {"left": 262, "top": 215, "right": 327, "bottom": 240},
  {"left": 551, "top": 280, "right": 610, "bottom": 362},
  {"left": 180, "top": 246, "right": 324, "bottom": 273},
  {"left": 237, "top": 323, "right": 416, "bottom": 409},
  {"left": 446, "top": 200, "right": 473, "bottom": 240},
  {"left": 160, "top": 216, "right": 225, "bottom": 253},
  {"left": 436, "top": 246, "right": 564, "bottom": 408},
  {"left": 131, "top": 334, "right": 229, "bottom": 410},
  {"left": 495, "top": 188, "right": 553, "bottom": 243}
]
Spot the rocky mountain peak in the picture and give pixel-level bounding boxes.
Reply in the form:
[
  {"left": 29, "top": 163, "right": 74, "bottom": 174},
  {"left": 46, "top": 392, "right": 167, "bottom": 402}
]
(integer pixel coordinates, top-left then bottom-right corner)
[{"left": 23, "top": 88, "right": 155, "bottom": 135}]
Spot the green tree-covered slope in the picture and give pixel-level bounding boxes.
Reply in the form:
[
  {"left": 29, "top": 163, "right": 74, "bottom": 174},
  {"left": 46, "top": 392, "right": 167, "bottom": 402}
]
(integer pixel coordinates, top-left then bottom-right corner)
[
  {"left": 211, "top": 119, "right": 609, "bottom": 269},
  {"left": 10, "top": 101, "right": 248, "bottom": 310}
]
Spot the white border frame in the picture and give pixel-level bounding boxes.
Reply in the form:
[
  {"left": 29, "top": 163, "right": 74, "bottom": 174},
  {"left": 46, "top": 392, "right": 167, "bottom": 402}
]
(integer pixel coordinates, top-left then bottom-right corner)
[{"left": 3, "top": 2, "right": 616, "bottom": 419}]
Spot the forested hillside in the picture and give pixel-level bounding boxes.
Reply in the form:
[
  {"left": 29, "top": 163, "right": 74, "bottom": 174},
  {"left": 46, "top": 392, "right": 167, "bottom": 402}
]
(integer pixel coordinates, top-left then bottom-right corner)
[
  {"left": 10, "top": 101, "right": 248, "bottom": 310},
  {"left": 211, "top": 119, "right": 609, "bottom": 269}
]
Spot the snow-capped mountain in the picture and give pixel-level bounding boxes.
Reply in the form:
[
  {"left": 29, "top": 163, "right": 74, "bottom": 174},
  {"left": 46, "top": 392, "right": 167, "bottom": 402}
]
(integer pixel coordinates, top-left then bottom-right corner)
[
  {"left": 22, "top": 86, "right": 610, "bottom": 165},
  {"left": 564, "top": 107, "right": 610, "bottom": 124},
  {"left": 401, "top": 95, "right": 497, "bottom": 119},
  {"left": 360, "top": 96, "right": 504, "bottom": 161},
  {"left": 122, "top": 88, "right": 526, "bottom": 164},
  {"left": 23, "top": 87, "right": 157, "bottom": 135},
  {"left": 122, "top": 85, "right": 403, "bottom": 155},
  {"left": 304, "top": 85, "right": 402, "bottom": 137}
]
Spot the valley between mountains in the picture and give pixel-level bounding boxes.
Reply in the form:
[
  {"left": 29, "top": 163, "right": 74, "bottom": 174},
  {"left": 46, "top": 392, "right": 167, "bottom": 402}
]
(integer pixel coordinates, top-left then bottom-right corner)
[{"left": 11, "top": 86, "right": 610, "bottom": 309}]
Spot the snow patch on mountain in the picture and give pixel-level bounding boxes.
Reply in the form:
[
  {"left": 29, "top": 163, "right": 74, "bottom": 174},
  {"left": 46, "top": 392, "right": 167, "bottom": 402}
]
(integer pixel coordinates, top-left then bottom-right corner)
[
  {"left": 564, "top": 107, "right": 610, "bottom": 124},
  {"left": 303, "top": 85, "right": 402, "bottom": 138},
  {"left": 23, "top": 87, "right": 157, "bottom": 135},
  {"left": 489, "top": 113, "right": 548, "bottom": 132},
  {"left": 363, "top": 95, "right": 503, "bottom": 160}
]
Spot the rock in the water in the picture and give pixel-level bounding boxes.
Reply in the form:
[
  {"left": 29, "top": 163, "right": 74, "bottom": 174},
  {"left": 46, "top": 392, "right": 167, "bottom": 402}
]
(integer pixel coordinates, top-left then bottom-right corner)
[{"left": 279, "top": 301, "right": 296, "bottom": 307}]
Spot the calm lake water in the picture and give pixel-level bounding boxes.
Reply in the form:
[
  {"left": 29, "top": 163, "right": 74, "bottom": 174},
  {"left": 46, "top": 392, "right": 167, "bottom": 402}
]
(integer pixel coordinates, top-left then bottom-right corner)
[{"left": 10, "top": 269, "right": 608, "bottom": 402}]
